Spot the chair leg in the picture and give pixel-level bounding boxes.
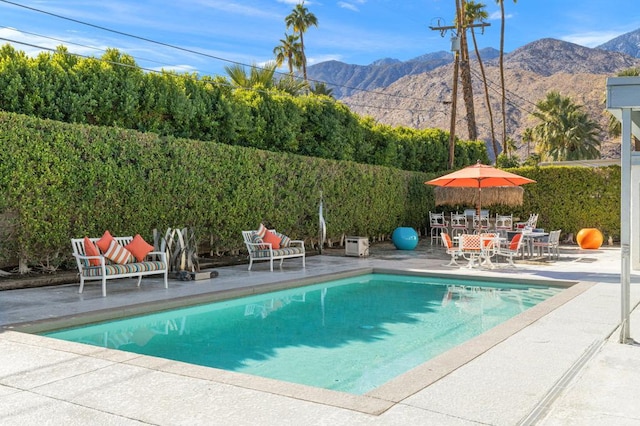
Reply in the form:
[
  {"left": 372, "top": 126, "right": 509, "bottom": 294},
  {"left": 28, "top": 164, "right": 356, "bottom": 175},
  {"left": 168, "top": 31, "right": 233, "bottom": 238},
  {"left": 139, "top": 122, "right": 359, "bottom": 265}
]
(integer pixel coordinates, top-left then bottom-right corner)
[
  {"left": 102, "top": 276, "right": 107, "bottom": 297},
  {"left": 78, "top": 274, "right": 85, "bottom": 294}
]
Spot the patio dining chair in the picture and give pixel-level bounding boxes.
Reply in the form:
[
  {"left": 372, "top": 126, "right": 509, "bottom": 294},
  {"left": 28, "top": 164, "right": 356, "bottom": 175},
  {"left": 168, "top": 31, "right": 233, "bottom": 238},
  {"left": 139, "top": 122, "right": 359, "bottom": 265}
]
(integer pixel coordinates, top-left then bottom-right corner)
[
  {"left": 459, "top": 233, "right": 482, "bottom": 268},
  {"left": 496, "top": 233, "right": 524, "bottom": 267},
  {"left": 515, "top": 213, "right": 538, "bottom": 231},
  {"left": 450, "top": 212, "right": 468, "bottom": 237},
  {"left": 429, "top": 211, "right": 449, "bottom": 245},
  {"left": 472, "top": 212, "right": 490, "bottom": 233},
  {"left": 533, "top": 229, "right": 562, "bottom": 260},
  {"left": 441, "top": 232, "right": 461, "bottom": 266},
  {"left": 495, "top": 214, "right": 513, "bottom": 237}
]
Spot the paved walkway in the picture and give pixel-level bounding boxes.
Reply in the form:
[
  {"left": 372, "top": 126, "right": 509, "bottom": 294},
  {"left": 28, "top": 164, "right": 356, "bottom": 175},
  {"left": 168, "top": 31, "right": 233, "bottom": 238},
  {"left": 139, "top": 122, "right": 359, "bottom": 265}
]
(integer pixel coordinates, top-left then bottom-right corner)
[{"left": 0, "top": 242, "right": 639, "bottom": 425}]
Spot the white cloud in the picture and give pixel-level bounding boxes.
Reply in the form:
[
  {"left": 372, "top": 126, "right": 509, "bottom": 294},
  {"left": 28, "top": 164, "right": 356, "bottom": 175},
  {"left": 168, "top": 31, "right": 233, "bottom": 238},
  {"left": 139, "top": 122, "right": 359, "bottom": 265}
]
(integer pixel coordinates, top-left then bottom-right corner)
[
  {"left": 307, "top": 53, "right": 343, "bottom": 65},
  {"left": 338, "top": 2, "right": 359, "bottom": 12},
  {"left": 562, "top": 31, "right": 626, "bottom": 48},
  {"left": 489, "top": 11, "right": 513, "bottom": 21}
]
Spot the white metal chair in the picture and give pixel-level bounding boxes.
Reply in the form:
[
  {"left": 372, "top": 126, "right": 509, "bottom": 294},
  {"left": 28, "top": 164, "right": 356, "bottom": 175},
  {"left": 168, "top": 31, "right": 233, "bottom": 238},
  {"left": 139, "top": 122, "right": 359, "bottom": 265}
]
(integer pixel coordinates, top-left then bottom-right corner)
[
  {"left": 479, "top": 233, "right": 499, "bottom": 269},
  {"left": 472, "top": 212, "right": 490, "bottom": 233},
  {"left": 495, "top": 214, "right": 513, "bottom": 237},
  {"left": 441, "top": 232, "right": 461, "bottom": 266},
  {"left": 515, "top": 213, "right": 539, "bottom": 231},
  {"left": 533, "top": 229, "right": 561, "bottom": 260},
  {"left": 459, "top": 233, "right": 482, "bottom": 268},
  {"left": 429, "top": 211, "right": 449, "bottom": 245},
  {"left": 450, "top": 212, "right": 468, "bottom": 237},
  {"left": 496, "top": 233, "right": 524, "bottom": 267}
]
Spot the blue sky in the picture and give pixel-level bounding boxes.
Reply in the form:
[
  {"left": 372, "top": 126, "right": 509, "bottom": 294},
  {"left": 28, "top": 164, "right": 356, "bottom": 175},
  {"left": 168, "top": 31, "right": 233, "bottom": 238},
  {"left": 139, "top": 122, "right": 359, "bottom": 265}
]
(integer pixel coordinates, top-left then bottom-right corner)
[{"left": 0, "top": 0, "right": 639, "bottom": 77}]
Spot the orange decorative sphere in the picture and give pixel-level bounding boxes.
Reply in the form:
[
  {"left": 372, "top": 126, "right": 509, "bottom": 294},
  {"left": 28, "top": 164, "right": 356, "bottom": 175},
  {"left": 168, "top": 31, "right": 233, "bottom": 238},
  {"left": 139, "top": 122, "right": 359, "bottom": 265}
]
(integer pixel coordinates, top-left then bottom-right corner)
[{"left": 576, "top": 228, "right": 603, "bottom": 249}]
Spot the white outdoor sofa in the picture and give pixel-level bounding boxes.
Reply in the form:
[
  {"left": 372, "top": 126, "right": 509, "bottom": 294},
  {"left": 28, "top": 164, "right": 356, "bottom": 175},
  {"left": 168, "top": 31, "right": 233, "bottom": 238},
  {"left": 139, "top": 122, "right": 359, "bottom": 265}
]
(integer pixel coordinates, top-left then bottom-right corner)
[
  {"left": 71, "top": 236, "right": 168, "bottom": 297},
  {"left": 242, "top": 229, "right": 305, "bottom": 271}
]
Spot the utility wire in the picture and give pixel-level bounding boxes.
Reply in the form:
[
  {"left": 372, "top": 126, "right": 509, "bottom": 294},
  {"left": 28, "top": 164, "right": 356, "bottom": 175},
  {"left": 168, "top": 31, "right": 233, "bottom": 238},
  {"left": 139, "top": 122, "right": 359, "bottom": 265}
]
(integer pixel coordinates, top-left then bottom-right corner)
[{"left": 0, "top": 0, "right": 446, "bottom": 106}]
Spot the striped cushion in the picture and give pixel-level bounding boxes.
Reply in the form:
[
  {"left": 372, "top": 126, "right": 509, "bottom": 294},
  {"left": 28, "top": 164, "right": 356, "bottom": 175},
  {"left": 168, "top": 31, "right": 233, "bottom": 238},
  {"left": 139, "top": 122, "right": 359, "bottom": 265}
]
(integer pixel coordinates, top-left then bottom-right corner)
[
  {"left": 252, "top": 247, "right": 304, "bottom": 259},
  {"left": 250, "top": 231, "right": 267, "bottom": 249},
  {"left": 276, "top": 232, "right": 291, "bottom": 248},
  {"left": 103, "top": 240, "right": 132, "bottom": 264},
  {"left": 256, "top": 223, "right": 268, "bottom": 238},
  {"left": 82, "top": 261, "right": 166, "bottom": 277}
]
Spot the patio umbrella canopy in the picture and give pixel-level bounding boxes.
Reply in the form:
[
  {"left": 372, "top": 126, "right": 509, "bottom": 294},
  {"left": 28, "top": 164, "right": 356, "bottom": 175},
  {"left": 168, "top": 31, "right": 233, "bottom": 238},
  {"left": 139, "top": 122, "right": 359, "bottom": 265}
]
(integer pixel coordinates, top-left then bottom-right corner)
[
  {"left": 425, "top": 161, "right": 536, "bottom": 214},
  {"left": 434, "top": 186, "right": 524, "bottom": 207}
]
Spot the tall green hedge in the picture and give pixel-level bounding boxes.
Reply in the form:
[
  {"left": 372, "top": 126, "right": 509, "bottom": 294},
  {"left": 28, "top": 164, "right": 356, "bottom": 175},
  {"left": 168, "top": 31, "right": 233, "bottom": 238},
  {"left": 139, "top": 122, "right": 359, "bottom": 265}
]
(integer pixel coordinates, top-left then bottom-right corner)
[{"left": 0, "top": 112, "right": 435, "bottom": 267}]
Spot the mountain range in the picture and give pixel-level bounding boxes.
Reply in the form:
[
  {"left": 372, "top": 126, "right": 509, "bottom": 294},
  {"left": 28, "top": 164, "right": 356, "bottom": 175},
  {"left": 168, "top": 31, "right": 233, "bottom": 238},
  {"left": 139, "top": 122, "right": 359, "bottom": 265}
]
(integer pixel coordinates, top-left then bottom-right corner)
[{"left": 307, "top": 28, "right": 640, "bottom": 160}]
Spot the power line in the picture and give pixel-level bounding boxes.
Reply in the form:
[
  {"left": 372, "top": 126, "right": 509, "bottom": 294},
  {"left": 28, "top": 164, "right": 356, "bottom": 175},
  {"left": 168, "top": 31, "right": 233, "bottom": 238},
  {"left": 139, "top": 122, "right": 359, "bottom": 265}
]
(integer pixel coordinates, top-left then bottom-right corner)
[{"left": 0, "top": 0, "right": 449, "bottom": 106}]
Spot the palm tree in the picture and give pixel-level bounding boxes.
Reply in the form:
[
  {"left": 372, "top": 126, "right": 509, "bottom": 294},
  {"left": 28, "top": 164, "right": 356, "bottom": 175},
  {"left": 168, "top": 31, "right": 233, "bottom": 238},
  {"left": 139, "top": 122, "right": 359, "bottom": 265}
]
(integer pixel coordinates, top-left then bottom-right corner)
[
  {"left": 465, "top": 1, "right": 497, "bottom": 159},
  {"left": 275, "top": 75, "right": 309, "bottom": 95},
  {"left": 496, "top": 0, "right": 517, "bottom": 155},
  {"left": 310, "top": 82, "right": 334, "bottom": 97},
  {"left": 224, "top": 62, "right": 276, "bottom": 89},
  {"left": 531, "top": 91, "right": 601, "bottom": 161},
  {"left": 273, "top": 33, "right": 303, "bottom": 76},
  {"left": 457, "top": 0, "right": 478, "bottom": 141},
  {"left": 285, "top": 2, "right": 318, "bottom": 82}
]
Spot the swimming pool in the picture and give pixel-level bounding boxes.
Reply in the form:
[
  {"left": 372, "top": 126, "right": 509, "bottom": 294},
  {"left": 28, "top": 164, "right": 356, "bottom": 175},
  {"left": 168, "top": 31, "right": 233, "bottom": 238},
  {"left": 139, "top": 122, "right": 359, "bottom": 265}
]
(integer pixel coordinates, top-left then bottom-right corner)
[{"left": 42, "top": 272, "right": 563, "bottom": 395}]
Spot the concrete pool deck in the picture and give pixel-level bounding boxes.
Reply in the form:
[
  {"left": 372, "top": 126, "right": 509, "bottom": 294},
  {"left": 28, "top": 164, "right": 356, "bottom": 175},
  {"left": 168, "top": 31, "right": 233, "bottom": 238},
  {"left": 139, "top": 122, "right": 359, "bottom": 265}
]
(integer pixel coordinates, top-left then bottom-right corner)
[{"left": 1, "top": 242, "right": 639, "bottom": 424}]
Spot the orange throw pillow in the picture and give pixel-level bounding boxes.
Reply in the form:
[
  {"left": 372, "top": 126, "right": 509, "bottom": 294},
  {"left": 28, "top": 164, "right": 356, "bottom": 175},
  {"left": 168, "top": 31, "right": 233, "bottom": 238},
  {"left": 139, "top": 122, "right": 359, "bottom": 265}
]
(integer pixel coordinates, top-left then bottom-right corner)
[
  {"left": 83, "top": 237, "right": 101, "bottom": 266},
  {"left": 262, "top": 229, "right": 282, "bottom": 249},
  {"left": 96, "top": 230, "right": 114, "bottom": 253},
  {"left": 125, "top": 234, "right": 155, "bottom": 262}
]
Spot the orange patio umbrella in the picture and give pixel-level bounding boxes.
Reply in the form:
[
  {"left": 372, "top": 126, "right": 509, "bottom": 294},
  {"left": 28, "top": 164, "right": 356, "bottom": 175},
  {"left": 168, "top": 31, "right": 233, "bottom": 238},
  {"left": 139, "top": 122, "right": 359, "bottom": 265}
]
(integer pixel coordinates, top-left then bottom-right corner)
[{"left": 425, "top": 161, "right": 536, "bottom": 215}]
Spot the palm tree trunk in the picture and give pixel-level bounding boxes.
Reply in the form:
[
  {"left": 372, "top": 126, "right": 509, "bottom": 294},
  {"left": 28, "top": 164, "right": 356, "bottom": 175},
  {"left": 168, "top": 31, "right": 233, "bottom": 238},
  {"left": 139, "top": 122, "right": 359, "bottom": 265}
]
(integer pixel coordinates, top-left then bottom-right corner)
[
  {"left": 300, "top": 32, "right": 308, "bottom": 81},
  {"left": 459, "top": 18, "right": 477, "bottom": 141},
  {"left": 470, "top": 29, "right": 497, "bottom": 159},
  {"left": 499, "top": 1, "right": 507, "bottom": 154},
  {"left": 449, "top": 52, "right": 460, "bottom": 169}
]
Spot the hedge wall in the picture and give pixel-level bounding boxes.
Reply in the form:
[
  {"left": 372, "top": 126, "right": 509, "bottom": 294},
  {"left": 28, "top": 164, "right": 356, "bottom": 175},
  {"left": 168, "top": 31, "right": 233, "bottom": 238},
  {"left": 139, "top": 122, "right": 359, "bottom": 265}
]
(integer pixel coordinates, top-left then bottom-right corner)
[
  {"left": 0, "top": 112, "right": 435, "bottom": 268},
  {"left": 0, "top": 111, "right": 622, "bottom": 270}
]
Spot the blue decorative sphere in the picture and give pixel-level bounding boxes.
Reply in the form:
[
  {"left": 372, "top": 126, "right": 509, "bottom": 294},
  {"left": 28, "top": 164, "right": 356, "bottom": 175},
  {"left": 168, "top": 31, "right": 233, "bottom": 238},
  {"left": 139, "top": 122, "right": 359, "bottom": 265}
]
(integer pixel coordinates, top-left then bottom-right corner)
[{"left": 392, "top": 227, "right": 419, "bottom": 250}]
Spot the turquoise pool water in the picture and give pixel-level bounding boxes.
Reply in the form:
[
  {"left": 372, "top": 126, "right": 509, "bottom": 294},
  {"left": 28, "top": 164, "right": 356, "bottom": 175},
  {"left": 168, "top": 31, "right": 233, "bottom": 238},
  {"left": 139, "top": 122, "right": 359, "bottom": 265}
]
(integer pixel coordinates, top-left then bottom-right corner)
[{"left": 43, "top": 273, "right": 562, "bottom": 394}]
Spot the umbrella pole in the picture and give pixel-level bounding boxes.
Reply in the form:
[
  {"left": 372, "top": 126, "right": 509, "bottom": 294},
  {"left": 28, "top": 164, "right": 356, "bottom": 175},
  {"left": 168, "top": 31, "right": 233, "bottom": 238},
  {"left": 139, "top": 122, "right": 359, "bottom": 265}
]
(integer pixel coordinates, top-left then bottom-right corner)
[{"left": 476, "top": 187, "right": 482, "bottom": 232}]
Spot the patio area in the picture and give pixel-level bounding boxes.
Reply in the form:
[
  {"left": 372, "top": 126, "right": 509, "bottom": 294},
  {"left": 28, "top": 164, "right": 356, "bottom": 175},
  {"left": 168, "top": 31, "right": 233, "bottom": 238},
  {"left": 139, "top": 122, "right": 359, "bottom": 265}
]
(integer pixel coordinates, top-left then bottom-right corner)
[{"left": 1, "top": 241, "right": 639, "bottom": 425}]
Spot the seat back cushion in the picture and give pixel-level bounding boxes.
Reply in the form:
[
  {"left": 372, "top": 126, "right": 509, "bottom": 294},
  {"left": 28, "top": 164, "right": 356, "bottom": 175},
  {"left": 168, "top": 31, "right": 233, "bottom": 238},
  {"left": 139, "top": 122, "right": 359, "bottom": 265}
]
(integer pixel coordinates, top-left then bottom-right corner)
[
  {"left": 510, "top": 233, "right": 523, "bottom": 250},
  {"left": 83, "top": 237, "right": 102, "bottom": 266}
]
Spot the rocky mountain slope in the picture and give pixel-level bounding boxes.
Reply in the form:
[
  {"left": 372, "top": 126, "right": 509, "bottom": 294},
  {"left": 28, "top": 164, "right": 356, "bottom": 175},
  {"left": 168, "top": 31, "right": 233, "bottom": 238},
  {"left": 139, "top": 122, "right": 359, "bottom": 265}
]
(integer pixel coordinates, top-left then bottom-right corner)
[
  {"left": 327, "top": 38, "right": 640, "bottom": 160},
  {"left": 308, "top": 48, "right": 500, "bottom": 99}
]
